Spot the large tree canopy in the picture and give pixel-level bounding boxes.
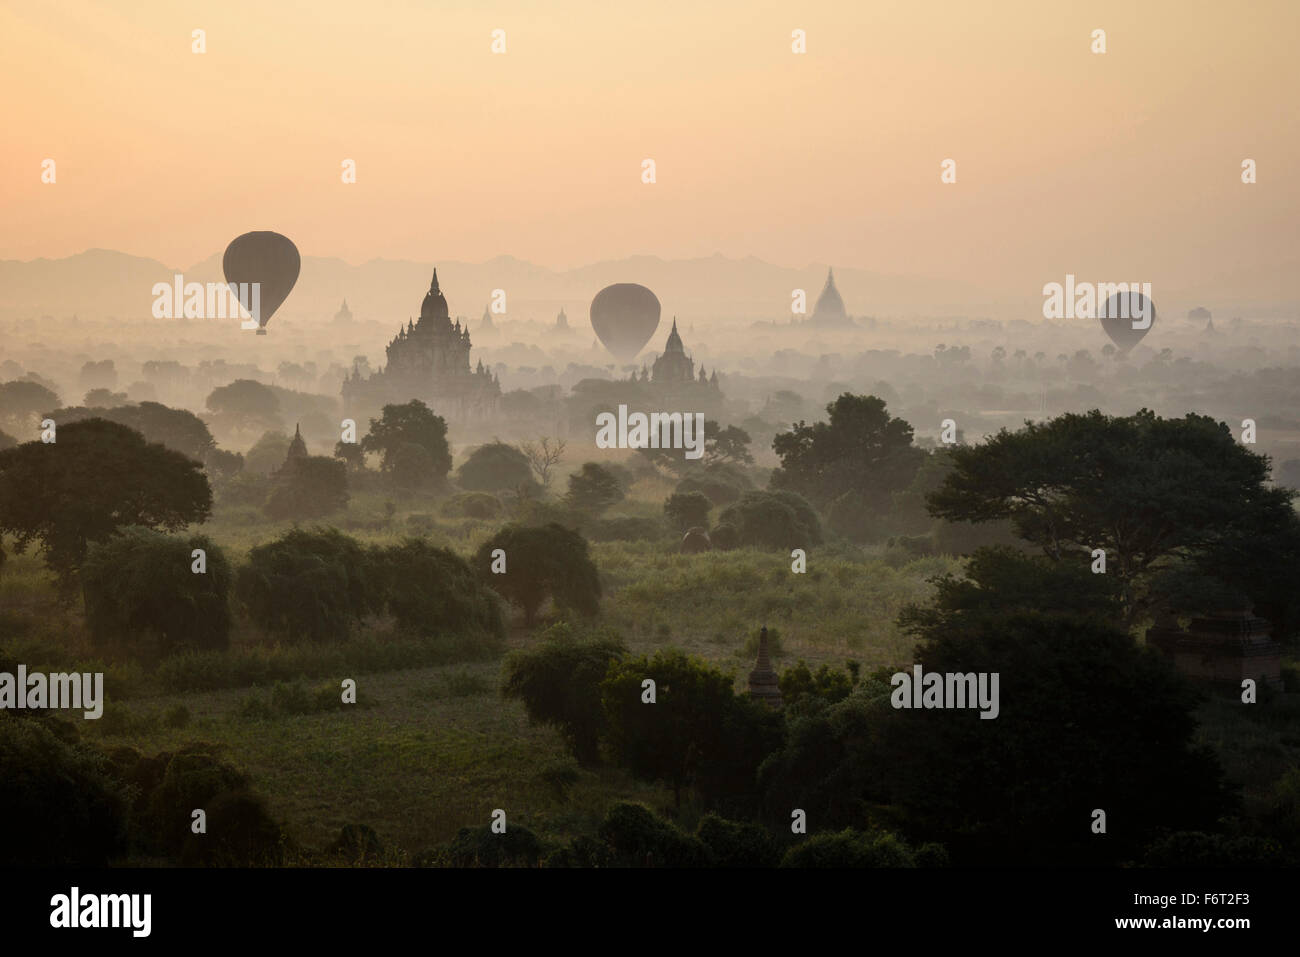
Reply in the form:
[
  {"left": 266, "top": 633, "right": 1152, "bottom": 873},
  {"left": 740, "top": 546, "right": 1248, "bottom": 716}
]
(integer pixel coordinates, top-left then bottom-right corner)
[
  {"left": 770, "top": 393, "right": 924, "bottom": 510},
  {"left": 49, "top": 401, "right": 215, "bottom": 462},
  {"left": 926, "top": 409, "right": 1295, "bottom": 621},
  {"left": 0, "top": 418, "right": 212, "bottom": 587},
  {"left": 361, "top": 400, "right": 452, "bottom": 484}
]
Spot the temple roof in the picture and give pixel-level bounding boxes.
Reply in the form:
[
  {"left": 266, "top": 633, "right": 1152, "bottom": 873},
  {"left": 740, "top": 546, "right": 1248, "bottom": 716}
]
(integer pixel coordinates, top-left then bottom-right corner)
[
  {"left": 419, "top": 268, "right": 450, "bottom": 324},
  {"left": 664, "top": 317, "right": 685, "bottom": 354},
  {"left": 813, "top": 267, "right": 847, "bottom": 320}
]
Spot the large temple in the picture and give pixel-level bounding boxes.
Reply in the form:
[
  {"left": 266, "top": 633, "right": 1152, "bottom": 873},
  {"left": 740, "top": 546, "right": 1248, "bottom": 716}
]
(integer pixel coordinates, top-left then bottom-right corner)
[
  {"left": 342, "top": 269, "right": 500, "bottom": 424},
  {"left": 626, "top": 318, "right": 722, "bottom": 394}
]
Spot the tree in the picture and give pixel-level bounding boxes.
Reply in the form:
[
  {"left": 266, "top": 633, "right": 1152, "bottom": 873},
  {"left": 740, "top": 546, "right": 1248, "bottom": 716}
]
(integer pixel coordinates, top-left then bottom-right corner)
[
  {"left": 263, "top": 456, "right": 349, "bottom": 520},
  {"left": 457, "top": 441, "right": 536, "bottom": 493},
  {"left": 601, "top": 649, "right": 784, "bottom": 809},
  {"left": 501, "top": 622, "right": 625, "bottom": 765},
  {"left": 705, "top": 421, "right": 754, "bottom": 465},
  {"left": 0, "top": 419, "right": 211, "bottom": 589},
  {"left": 235, "top": 528, "right": 379, "bottom": 642},
  {"left": 520, "top": 436, "right": 566, "bottom": 489},
  {"left": 51, "top": 401, "right": 215, "bottom": 462},
  {"left": 0, "top": 379, "right": 59, "bottom": 435},
  {"left": 82, "top": 528, "right": 232, "bottom": 653},
  {"left": 361, "top": 400, "right": 451, "bottom": 484},
  {"left": 205, "top": 379, "right": 281, "bottom": 425},
  {"left": 771, "top": 393, "right": 924, "bottom": 510},
  {"left": 244, "top": 430, "right": 291, "bottom": 475},
  {"left": 475, "top": 524, "right": 601, "bottom": 627},
  {"left": 716, "top": 490, "right": 822, "bottom": 550},
  {"left": 0, "top": 717, "right": 130, "bottom": 866},
  {"left": 370, "top": 539, "right": 505, "bottom": 646},
  {"left": 566, "top": 463, "right": 624, "bottom": 512},
  {"left": 760, "top": 551, "right": 1233, "bottom": 866},
  {"left": 664, "top": 490, "right": 712, "bottom": 532},
  {"left": 333, "top": 440, "right": 366, "bottom": 471},
  {"left": 926, "top": 409, "right": 1295, "bottom": 622}
]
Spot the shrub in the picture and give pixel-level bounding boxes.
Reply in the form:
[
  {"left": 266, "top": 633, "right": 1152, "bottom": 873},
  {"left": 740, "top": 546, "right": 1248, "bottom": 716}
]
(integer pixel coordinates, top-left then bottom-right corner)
[
  {"left": 372, "top": 539, "right": 505, "bottom": 645},
  {"left": 180, "top": 788, "right": 286, "bottom": 866},
  {"left": 566, "top": 463, "right": 625, "bottom": 512},
  {"left": 597, "top": 802, "right": 711, "bottom": 867},
  {"left": 263, "top": 455, "right": 349, "bottom": 520},
  {"left": 443, "top": 822, "right": 542, "bottom": 867},
  {"left": 439, "top": 491, "right": 503, "bottom": 520},
  {"left": 456, "top": 442, "right": 535, "bottom": 493},
  {"left": 696, "top": 813, "right": 780, "bottom": 867},
  {"left": 779, "top": 828, "right": 921, "bottom": 868},
  {"left": 475, "top": 524, "right": 602, "bottom": 627},
  {"left": 236, "top": 527, "right": 379, "bottom": 642},
  {"left": 82, "top": 528, "right": 232, "bottom": 654},
  {"left": 664, "top": 491, "right": 712, "bottom": 532},
  {"left": 501, "top": 622, "right": 625, "bottom": 765},
  {"left": 0, "top": 716, "right": 130, "bottom": 866},
  {"left": 718, "top": 490, "right": 822, "bottom": 550},
  {"left": 709, "top": 522, "right": 740, "bottom": 550}
]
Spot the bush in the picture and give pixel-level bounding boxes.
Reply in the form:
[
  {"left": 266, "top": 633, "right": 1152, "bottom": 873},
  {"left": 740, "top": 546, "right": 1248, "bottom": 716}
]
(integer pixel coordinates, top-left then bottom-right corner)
[
  {"left": 718, "top": 490, "right": 822, "bottom": 550},
  {"left": 597, "top": 802, "right": 711, "bottom": 867},
  {"left": 779, "top": 828, "right": 921, "bottom": 868},
  {"left": 180, "top": 788, "right": 286, "bottom": 866},
  {"left": 664, "top": 491, "right": 712, "bottom": 532},
  {"left": 0, "top": 716, "right": 130, "bottom": 865},
  {"left": 142, "top": 743, "right": 250, "bottom": 855},
  {"left": 82, "top": 528, "right": 232, "bottom": 654},
  {"left": 263, "top": 455, "right": 349, "bottom": 520},
  {"left": 709, "top": 522, "right": 740, "bottom": 550},
  {"left": 1140, "top": 831, "right": 1286, "bottom": 867},
  {"left": 236, "top": 527, "right": 379, "bottom": 642},
  {"left": 440, "top": 491, "right": 503, "bottom": 520},
  {"left": 696, "top": 814, "right": 780, "bottom": 867},
  {"left": 475, "top": 524, "right": 602, "bottom": 627},
  {"left": 566, "top": 463, "right": 625, "bottom": 512},
  {"left": 443, "top": 822, "right": 542, "bottom": 867},
  {"left": 372, "top": 539, "right": 505, "bottom": 646},
  {"left": 456, "top": 442, "right": 535, "bottom": 493},
  {"left": 501, "top": 622, "right": 625, "bottom": 765}
]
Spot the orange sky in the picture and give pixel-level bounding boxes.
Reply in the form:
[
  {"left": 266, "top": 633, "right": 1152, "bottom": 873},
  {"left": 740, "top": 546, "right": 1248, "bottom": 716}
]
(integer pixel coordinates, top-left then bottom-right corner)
[{"left": 2, "top": 0, "right": 1297, "bottom": 299}]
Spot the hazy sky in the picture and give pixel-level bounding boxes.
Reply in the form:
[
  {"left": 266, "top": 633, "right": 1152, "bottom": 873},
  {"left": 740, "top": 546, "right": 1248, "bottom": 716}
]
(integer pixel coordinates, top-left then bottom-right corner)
[{"left": 3, "top": 0, "right": 1297, "bottom": 300}]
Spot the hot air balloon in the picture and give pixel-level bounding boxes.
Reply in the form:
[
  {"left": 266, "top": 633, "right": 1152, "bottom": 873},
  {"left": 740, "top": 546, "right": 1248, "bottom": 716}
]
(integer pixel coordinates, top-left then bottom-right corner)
[
  {"left": 1100, "top": 290, "right": 1156, "bottom": 352},
  {"left": 589, "top": 283, "right": 661, "bottom": 361},
  {"left": 222, "top": 231, "right": 300, "bottom": 335}
]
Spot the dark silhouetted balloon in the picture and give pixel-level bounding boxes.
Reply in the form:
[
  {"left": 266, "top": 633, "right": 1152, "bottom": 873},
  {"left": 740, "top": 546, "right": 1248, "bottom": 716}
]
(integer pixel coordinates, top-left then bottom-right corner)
[
  {"left": 1100, "top": 290, "right": 1156, "bottom": 352},
  {"left": 589, "top": 283, "right": 661, "bottom": 361},
  {"left": 223, "top": 231, "right": 300, "bottom": 335}
]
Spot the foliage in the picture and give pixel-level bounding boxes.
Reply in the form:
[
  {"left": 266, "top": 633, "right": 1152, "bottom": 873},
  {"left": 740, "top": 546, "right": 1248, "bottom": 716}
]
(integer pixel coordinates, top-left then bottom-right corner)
[
  {"left": 696, "top": 813, "right": 780, "bottom": 867},
  {"left": 771, "top": 393, "right": 924, "bottom": 510},
  {"left": 440, "top": 491, "right": 504, "bottom": 520},
  {"left": 717, "top": 490, "right": 822, "bottom": 550},
  {"left": 236, "top": 527, "right": 380, "bottom": 642},
  {"left": 244, "top": 430, "right": 291, "bottom": 474},
  {"left": 263, "top": 455, "right": 349, "bottom": 520},
  {"left": 500, "top": 622, "right": 625, "bottom": 765},
  {"left": 456, "top": 441, "right": 536, "bottom": 493},
  {"left": 566, "top": 462, "right": 625, "bottom": 512},
  {"left": 371, "top": 538, "right": 505, "bottom": 644},
  {"left": 0, "top": 715, "right": 130, "bottom": 866},
  {"left": 475, "top": 523, "right": 602, "bottom": 627},
  {"left": 361, "top": 401, "right": 452, "bottom": 484},
  {"left": 0, "top": 418, "right": 212, "bottom": 589},
  {"left": 664, "top": 490, "right": 712, "bottom": 532},
  {"left": 779, "top": 828, "right": 927, "bottom": 868},
  {"left": 601, "top": 648, "right": 785, "bottom": 809},
  {"left": 82, "top": 528, "right": 232, "bottom": 654},
  {"left": 596, "top": 802, "right": 711, "bottom": 867},
  {"left": 927, "top": 409, "right": 1295, "bottom": 622}
]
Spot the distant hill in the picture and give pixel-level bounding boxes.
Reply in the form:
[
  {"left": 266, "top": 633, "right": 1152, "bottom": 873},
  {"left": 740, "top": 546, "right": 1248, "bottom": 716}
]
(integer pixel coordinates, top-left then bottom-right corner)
[{"left": 0, "top": 249, "right": 997, "bottom": 324}]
